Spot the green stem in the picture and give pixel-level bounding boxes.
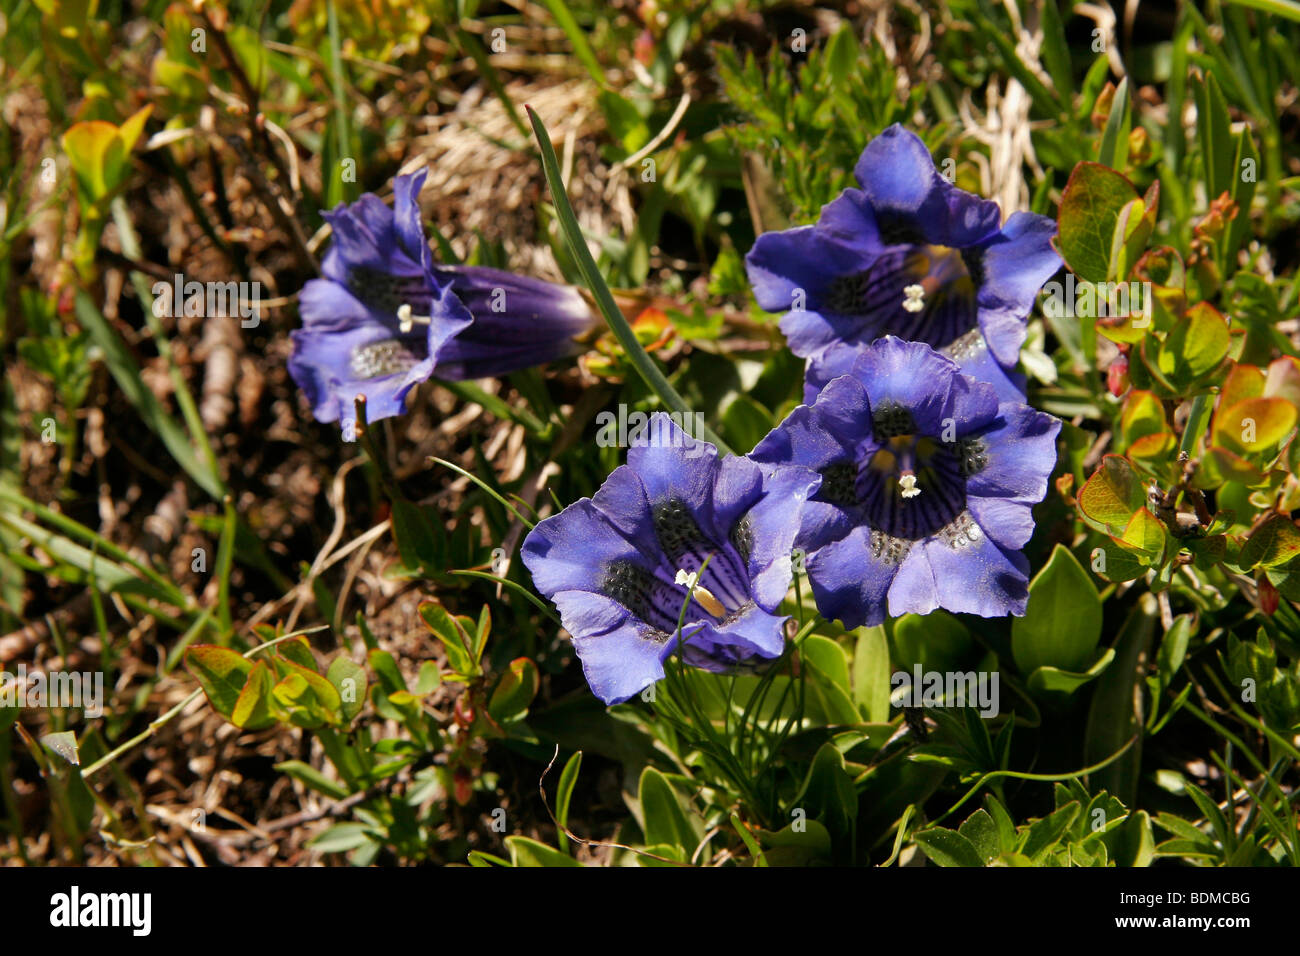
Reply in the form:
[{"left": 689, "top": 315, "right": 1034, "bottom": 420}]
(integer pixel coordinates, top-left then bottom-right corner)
[{"left": 921, "top": 735, "right": 1140, "bottom": 827}]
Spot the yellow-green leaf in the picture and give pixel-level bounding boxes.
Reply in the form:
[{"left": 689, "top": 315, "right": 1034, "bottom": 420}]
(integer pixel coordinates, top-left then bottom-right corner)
[
  {"left": 232, "top": 660, "right": 276, "bottom": 729},
  {"left": 1078, "top": 455, "right": 1146, "bottom": 533},
  {"left": 1215, "top": 397, "right": 1297, "bottom": 455}
]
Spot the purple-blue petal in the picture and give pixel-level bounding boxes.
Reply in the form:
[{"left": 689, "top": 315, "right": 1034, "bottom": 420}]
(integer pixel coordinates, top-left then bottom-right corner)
[
  {"left": 690, "top": 603, "right": 789, "bottom": 664},
  {"left": 967, "top": 494, "right": 1037, "bottom": 552},
  {"left": 521, "top": 499, "right": 645, "bottom": 599},
  {"left": 894, "top": 530, "right": 1024, "bottom": 621},
  {"left": 625, "top": 414, "right": 721, "bottom": 523},
  {"left": 752, "top": 374, "right": 870, "bottom": 470},
  {"left": 553, "top": 590, "right": 677, "bottom": 704},
  {"left": 297, "top": 276, "right": 371, "bottom": 331},
  {"left": 804, "top": 527, "right": 900, "bottom": 629},
  {"left": 949, "top": 333, "right": 1027, "bottom": 404},
  {"left": 392, "top": 169, "right": 432, "bottom": 266},
  {"left": 740, "top": 462, "right": 821, "bottom": 610},
  {"left": 976, "top": 211, "right": 1061, "bottom": 367},
  {"left": 287, "top": 322, "right": 434, "bottom": 428},
  {"left": 848, "top": 337, "right": 956, "bottom": 436},
  {"left": 431, "top": 265, "right": 597, "bottom": 379},
  {"left": 965, "top": 403, "right": 1062, "bottom": 502},
  {"left": 746, "top": 190, "right": 880, "bottom": 316},
  {"left": 854, "top": 125, "right": 1001, "bottom": 248}
]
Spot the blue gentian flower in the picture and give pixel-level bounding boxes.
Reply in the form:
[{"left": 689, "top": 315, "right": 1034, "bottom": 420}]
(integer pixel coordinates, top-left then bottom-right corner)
[
  {"left": 428, "top": 264, "right": 597, "bottom": 380},
  {"left": 745, "top": 125, "right": 1061, "bottom": 404},
  {"left": 521, "top": 414, "right": 819, "bottom": 704},
  {"left": 289, "top": 169, "right": 595, "bottom": 431},
  {"left": 750, "top": 337, "right": 1060, "bottom": 628}
]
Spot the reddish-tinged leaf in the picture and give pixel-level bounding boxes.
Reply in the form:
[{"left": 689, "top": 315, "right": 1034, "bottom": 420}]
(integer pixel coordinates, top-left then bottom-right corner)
[
  {"left": 1056, "top": 162, "right": 1141, "bottom": 283},
  {"left": 185, "top": 645, "right": 252, "bottom": 718},
  {"left": 1240, "top": 516, "right": 1300, "bottom": 569},
  {"left": 1078, "top": 455, "right": 1146, "bottom": 533}
]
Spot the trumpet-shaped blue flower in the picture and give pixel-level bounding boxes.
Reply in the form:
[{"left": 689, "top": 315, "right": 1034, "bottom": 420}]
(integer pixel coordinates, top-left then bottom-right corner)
[
  {"left": 429, "top": 264, "right": 596, "bottom": 380},
  {"left": 522, "top": 414, "right": 819, "bottom": 704},
  {"left": 289, "top": 169, "right": 595, "bottom": 432},
  {"left": 750, "top": 337, "right": 1060, "bottom": 629},
  {"left": 745, "top": 125, "right": 1061, "bottom": 404}
]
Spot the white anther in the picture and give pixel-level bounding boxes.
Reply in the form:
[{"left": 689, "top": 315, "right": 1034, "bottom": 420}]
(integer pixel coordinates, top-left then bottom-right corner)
[
  {"left": 898, "top": 473, "right": 921, "bottom": 499},
  {"left": 396, "top": 303, "right": 432, "bottom": 334},
  {"left": 675, "top": 568, "right": 726, "bottom": 617},
  {"left": 902, "top": 283, "right": 925, "bottom": 313}
]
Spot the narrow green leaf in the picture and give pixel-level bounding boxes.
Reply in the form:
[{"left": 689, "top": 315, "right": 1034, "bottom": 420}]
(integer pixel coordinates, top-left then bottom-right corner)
[
  {"left": 74, "top": 292, "right": 224, "bottom": 498},
  {"left": 526, "top": 106, "right": 730, "bottom": 455},
  {"left": 41, "top": 731, "right": 80, "bottom": 767},
  {"left": 506, "top": 835, "right": 583, "bottom": 867},
  {"left": 1097, "top": 77, "right": 1131, "bottom": 171},
  {"left": 1195, "top": 72, "right": 1233, "bottom": 201},
  {"left": 556, "top": 751, "right": 582, "bottom": 833},
  {"left": 1085, "top": 594, "right": 1157, "bottom": 806},
  {"left": 852, "top": 626, "right": 892, "bottom": 723},
  {"left": 1039, "top": 0, "right": 1074, "bottom": 98},
  {"left": 540, "top": 0, "right": 606, "bottom": 88},
  {"left": 308, "top": 822, "right": 376, "bottom": 853}
]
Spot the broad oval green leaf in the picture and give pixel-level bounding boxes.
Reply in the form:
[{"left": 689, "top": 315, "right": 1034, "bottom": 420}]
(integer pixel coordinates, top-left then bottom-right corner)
[
  {"left": 1078, "top": 454, "right": 1145, "bottom": 534},
  {"left": 638, "top": 767, "right": 700, "bottom": 854},
  {"left": 232, "top": 660, "right": 277, "bottom": 729},
  {"left": 326, "top": 655, "right": 369, "bottom": 724},
  {"left": 913, "top": 827, "right": 984, "bottom": 867},
  {"left": 1025, "top": 648, "right": 1116, "bottom": 697},
  {"left": 1012, "top": 545, "right": 1104, "bottom": 674},
  {"left": 1240, "top": 515, "right": 1300, "bottom": 569},
  {"left": 1158, "top": 303, "right": 1230, "bottom": 384},
  {"left": 184, "top": 645, "right": 253, "bottom": 718},
  {"left": 1057, "top": 162, "right": 1141, "bottom": 283}
]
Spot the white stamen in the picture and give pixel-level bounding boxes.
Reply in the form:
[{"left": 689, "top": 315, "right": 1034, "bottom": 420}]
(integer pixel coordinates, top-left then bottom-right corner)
[
  {"left": 675, "top": 568, "right": 726, "bottom": 618},
  {"left": 396, "top": 303, "right": 432, "bottom": 334},
  {"left": 898, "top": 473, "right": 921, "bottom": 499},
  {"left": 902, "top": 283, "right": 925, "bottom": 313}
]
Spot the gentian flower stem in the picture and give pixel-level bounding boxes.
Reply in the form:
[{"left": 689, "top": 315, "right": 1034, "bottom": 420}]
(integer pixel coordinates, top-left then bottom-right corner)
[
  {"left": 354, "top": 395, "right": 402, "bottom": 502},
  {"left": 526, "top": 106, "right": 733, "bottom": 456},
  {"left": 657, "top": 558, "right": 768, "bottom": 815}
]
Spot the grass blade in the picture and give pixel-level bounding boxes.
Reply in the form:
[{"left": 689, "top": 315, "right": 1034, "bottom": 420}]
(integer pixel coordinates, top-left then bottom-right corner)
[{"left": 526, "top": 105, "right": 732, "bottom": 455}]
